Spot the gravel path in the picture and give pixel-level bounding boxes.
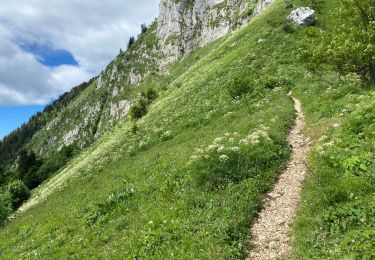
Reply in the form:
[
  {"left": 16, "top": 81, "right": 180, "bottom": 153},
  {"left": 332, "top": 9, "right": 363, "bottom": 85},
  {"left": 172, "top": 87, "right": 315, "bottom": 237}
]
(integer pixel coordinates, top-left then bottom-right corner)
[{"left": 247, "top": 97, "right": 309, "bottom": 259}]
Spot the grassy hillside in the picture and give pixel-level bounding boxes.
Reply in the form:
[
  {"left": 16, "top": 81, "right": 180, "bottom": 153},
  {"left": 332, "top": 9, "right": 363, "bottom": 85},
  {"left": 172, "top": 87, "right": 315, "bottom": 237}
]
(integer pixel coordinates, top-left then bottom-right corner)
[
  {"left": 0, "top": 0, "right": 374, "bottom": 258},
  {"left": 0, "top": 1, "right": 298, "bottom": 258}
]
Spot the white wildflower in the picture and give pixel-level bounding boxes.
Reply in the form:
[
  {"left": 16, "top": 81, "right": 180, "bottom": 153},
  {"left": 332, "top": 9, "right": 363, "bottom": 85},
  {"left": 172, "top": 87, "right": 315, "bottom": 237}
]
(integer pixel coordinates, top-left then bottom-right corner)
[
  {"left": 239, "top": 139, "right": 249, "bottom": 145},
  {"left": 195, "top": 148, "right": 204, "bottom": 154},
  {"left": 232, "top": 132, "right": 240, "bottom": 137},
  {"left": 231, "top": 147, "right": 240, "bottom": 152},
  {"left": 217, "top": 146, "right": 225, "bottom": 153},
  {"left": 208, "top": 144, "right": 219, "bottom": 151},
  {"left": 213, "top": 137, "right": 224, "bottom": 144},
  {"left": 323, "top": 141, "right": 335, "bottom": 147},
  {"left": 219, "top": 155, "right": 229, "bottom": 162},
  {"left": 190, "top": 155, "right": 199, "bottom": 161},
  {"left": 161, "top": 130, "right": 172, "bottom": 139}
]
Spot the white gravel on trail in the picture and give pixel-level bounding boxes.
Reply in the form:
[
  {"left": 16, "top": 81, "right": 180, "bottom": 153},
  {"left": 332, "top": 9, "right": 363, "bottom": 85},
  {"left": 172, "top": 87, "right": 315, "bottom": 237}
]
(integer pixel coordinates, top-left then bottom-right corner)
[{"left": 247, "top": 97, "right": 309, "bottom": 259}]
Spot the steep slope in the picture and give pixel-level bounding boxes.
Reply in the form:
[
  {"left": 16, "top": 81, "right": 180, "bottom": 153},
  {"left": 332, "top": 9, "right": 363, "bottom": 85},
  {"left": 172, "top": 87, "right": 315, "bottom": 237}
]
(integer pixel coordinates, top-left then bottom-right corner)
[
  {"left": 1, "top": 0, "right": 374, "bottom": 259},
  {"left": 0, "top": 0, "right": 274, "bottom": 177},
  {"left": 0, "top": 1, "right": 300, "bottom": 258}
]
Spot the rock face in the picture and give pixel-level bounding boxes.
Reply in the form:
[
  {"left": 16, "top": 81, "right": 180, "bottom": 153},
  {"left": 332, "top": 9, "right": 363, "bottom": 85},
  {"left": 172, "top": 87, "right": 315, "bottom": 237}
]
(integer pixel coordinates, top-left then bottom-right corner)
[
  {"left": 287, "top": 7, "right": 315, "bottom": 26},
  {"left": 157, "top": 0, "right": 275, "bottom": 66},
  {"left": 24, "top": 0, "right": 277, "bottom": 157}
]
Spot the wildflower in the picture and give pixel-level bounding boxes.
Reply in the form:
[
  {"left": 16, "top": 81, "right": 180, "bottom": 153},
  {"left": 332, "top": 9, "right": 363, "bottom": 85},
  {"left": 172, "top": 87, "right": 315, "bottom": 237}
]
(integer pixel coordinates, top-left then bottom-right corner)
[
  {"left": 195, "top": 148, "right": 204, "bottom": 154},
  {"left": 208, "top": 144, "right": 219, "bottom": 151},
  {"left": 162, "top": 130, "right": 172, "bottom": 139},
  {"left": 190, "top": 155, "right": 199, "bottom": 161},
  {"left": 228, "top": 138, "right": 235, "bottom": 143},
  {"left": 224, "top": 133, "right": 231, "bottom": 137},
  {"left": 239, "top": 139, "right": 249, "bottom": 145},
  {"left": 219, "top": 155, "right": 229, "bottom": 162},
  {"left": 230, "top": 147, "right": 240, "bottom": 152},
  {"left": 213, "top": 137, "right": 224, "bottom": 144},
  {"left": 323, "top": 141, "right": 334, "bottom": 147},
  {"left": 217, "top": 146, "right": 225, "bottom": 152}
]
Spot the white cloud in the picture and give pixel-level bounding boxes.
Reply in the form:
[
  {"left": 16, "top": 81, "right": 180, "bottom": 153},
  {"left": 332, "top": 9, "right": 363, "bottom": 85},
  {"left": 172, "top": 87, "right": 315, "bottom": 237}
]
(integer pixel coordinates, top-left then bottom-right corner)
[{"left": 0, "top": 0, "right": 159, "bottom": 105}]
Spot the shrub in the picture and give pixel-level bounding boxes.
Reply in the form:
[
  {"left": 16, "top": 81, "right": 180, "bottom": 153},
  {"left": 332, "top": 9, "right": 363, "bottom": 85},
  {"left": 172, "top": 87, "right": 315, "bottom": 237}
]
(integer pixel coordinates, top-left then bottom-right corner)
[
  {"left": 87, "top": 188, "right": 136, "bottom": 225},
  {"left": 141, "top": 23, "right": 148, "bottom": 33},
  {"left": 130, "top": 88, "right": 158, "bottom": 120},
  {"left": 226, "top": 76, "right": 253, "bottom": 98},
  {"left": 0, "top": 191, "right": 12, "bottom": 224},
  {"left": 7, "top": 180, "right": 30, "bottom": 209},
  {"left": 130, "top": 97, "right": 148, "bottom": 120},
  {"left": 262, "top": 76, "right": 292, "bottom": 90},
  {"left": 128, "top": 36, "right": 135, "bottom": 48},
  {"left": 281, "top": 19, "right": 295, "bottom": 34},
  {"left": 141, "top": 88, "right": 158, "bottom": 104}
]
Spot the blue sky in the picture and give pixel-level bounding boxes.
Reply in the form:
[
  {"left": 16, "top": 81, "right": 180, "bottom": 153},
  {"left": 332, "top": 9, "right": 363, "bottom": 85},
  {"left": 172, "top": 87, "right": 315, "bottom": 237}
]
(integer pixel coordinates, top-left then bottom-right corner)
[
  {"left": 0, "top": 105, "right": 44, "bottom": 139},
  {"left": 19, "top": 42, "right": 78, "bottom": 67},
  {"left": 0, "top": 0, "right": 159, "bottom": 140}
]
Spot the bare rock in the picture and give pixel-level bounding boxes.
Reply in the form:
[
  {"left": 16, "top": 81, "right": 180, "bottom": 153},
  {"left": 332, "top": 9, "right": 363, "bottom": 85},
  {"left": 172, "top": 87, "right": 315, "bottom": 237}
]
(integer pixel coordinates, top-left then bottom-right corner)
[{"left": 287, "top": 7, "right": 315, "bottom": 26}]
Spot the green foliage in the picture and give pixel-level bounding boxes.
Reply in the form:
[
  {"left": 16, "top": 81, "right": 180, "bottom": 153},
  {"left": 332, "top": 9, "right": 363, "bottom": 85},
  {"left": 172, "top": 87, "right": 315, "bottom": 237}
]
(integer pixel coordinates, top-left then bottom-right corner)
[
  {"left": 293, "top": 73, "right": 375, "bottom": 257},
  {"left": 0, "top": 191, "right": 12, "bottom": 225},
  {"left": 36, "top": 145, "right": 77, "bottom": 183},
  {"left": 141, "top": 24, "right": 148, "bottom": 33},
  {"left": 226, "top": 76, "right": 253, "bottom": 98},
  {"left": 141, "top": 88, "right": 158, "bottom": 104},
  {"left": 299, "top": 0, "right": 375, "bottom": 83},
  {"left": 190, "top": 127, "right": 288, "bottom": 190},
  {"left": 7, "top": 180, "right": 30, "bottom": 210},
  {"left": 87, "top": 188, "right": 136, "bottom": 225},
  {"left": 130, "top": 97, "right": 149, "bottom": 120},
  {"left": 128, "top": 36, "right": 135, "bottom": 48},
  {"left": 18, "top": 150, "right": 42, "bottom": 189},
  {"left": 130, "top": 88, "right": 158, "bottom": 120}
]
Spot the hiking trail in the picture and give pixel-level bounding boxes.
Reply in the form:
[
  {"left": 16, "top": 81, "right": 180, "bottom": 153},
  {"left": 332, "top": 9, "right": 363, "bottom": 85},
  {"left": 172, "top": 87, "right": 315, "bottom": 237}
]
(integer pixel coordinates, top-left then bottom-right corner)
[{"left": 247, "top": 97, "right": 309, "bottom": 259}]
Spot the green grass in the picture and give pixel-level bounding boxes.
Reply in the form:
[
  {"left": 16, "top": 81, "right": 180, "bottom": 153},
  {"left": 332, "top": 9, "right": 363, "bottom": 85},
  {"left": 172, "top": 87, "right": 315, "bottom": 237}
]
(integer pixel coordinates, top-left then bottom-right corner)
[
  {"left": 1, "top": 0, "right": 373, "bottom": 258},
  {"left": 0, "top": 1, "right": 299, "bottom": 258},
  {"left": 291, "top": 0, "right": 375, "bottom": 258}
]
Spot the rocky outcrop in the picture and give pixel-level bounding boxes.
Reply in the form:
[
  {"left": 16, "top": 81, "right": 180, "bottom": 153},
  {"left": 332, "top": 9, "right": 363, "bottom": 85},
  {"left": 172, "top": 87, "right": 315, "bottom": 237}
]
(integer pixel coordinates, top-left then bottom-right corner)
[
  {"left": 287, "top": 7, "right": 315, "bottom": 26},
  {"left": 24, "top": 0, "right": 277, "bottom": 158},
  {"left": 157, "top": 0, "right": 275, "bottom": 66}
]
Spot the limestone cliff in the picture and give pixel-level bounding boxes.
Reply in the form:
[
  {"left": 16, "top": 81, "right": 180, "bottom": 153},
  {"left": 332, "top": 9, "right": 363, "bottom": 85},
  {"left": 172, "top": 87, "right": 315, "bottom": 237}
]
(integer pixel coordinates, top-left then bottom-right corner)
[
  {"left": 13, "top": 0, "right": 275, "bottom": 158},
  {"left": 157, "top": 0, "right": 273, "bottom": 66}
]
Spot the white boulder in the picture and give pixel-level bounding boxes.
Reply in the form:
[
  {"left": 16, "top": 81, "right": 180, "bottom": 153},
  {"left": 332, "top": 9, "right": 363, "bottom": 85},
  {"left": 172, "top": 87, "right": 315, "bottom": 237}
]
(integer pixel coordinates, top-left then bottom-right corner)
[{"left": 287, "top": 7, "right": 315, "bottom": 26}]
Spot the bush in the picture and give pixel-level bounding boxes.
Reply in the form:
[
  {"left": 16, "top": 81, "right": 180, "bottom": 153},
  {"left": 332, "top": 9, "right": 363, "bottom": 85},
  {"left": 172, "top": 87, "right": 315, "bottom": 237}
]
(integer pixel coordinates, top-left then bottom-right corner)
[
  {"left": 141, "top": 88, "right": 158, "bottom": 104},
  {"left": 87, "top": 188, "right": 136, "bottom": 225},
  {"left": 130, "top": 97, "right": 148, "bottom": 120},
  {"left": 281, "top": 20, "right": 295, "bottom": 34},
  {"left": 0, "top": 191, "right": 12, "bottom": 224},
  {"left": 130, "top": 88, "right": 158, "bottom": 120},
  {"left": 7, "top": 180, "right": 30, "bottom": 209},
  {"left": 128, "top": 36, "right": 135, "bottom": 48},
  {"left": 141, "top": 23, "right": 148, "bottom": 33},
  {"left": 226, "top": 76, "right": 253, "bottom": 98},
  {"left": 262, "top": 75, "right": 292, "bottom": 90}
]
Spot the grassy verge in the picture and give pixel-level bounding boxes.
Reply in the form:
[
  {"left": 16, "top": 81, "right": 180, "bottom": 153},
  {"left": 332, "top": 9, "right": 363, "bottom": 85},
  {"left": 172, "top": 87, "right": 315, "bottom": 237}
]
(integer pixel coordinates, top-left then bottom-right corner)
[
  {"left": 291, "top": 0, "right": 375, "bottom": 258},
  {"left": 293, "top": 76, "right": 375, "bottom": 259}
]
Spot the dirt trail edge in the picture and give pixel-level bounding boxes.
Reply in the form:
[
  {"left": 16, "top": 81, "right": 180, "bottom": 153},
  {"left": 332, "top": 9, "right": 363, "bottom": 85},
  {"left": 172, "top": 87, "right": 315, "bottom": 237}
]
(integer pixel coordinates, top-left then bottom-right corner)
[{"left": 247, "top": 97, "right": 309, "bottom": 259}]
